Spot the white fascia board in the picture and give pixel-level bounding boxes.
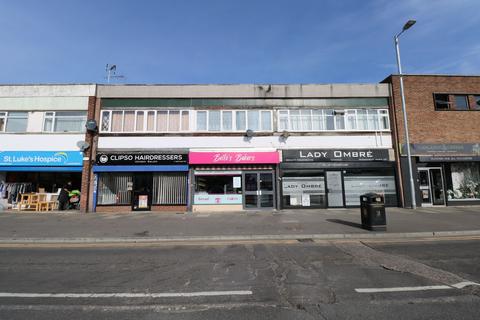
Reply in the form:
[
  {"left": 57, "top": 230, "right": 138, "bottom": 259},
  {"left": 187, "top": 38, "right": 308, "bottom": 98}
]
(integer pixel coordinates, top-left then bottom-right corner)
[{"left": 98, "top": 135, "right": 393, "bottom": 150}]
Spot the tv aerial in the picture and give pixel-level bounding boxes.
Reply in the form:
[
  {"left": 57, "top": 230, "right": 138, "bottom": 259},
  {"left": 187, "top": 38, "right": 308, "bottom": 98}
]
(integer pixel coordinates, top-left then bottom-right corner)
[{"left": 105, "top": 64, "right": 126, "bottom": 83}]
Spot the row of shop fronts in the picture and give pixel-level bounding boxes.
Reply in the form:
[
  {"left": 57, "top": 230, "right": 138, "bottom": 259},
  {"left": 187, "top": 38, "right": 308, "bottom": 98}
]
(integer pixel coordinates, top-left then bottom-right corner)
[{"left": 87, "top": 148, "right": 398, "bottom": 212}]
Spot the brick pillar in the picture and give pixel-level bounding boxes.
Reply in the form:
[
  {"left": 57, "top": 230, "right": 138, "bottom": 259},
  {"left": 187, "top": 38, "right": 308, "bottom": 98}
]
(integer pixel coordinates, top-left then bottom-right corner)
[{"left": 80, "top": 96, "right": 97, "bottom": 213}]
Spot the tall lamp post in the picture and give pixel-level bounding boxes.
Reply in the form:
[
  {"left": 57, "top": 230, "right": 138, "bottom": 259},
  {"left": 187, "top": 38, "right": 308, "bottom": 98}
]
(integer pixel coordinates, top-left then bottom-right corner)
[{"left": 394, "top": 19, "right": 417, "bottom": 209}]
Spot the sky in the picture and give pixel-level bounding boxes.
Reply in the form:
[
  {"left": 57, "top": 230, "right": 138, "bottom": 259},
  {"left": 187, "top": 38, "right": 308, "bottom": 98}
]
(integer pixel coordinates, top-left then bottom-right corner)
[{"left": 0, "top": 0, "right": 479, "bottom": 84}]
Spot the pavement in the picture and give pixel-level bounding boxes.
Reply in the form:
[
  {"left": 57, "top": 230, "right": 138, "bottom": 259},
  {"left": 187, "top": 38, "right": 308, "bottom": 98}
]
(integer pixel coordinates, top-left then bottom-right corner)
[{"left": 0, "top": 206, "right": 479, "bottom": 242}]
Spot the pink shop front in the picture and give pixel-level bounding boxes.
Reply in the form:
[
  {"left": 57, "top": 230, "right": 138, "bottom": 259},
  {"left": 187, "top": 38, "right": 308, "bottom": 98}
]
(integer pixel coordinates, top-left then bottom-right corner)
[{"left": 189, "top": 151, "right": 280, "bottom": 212}]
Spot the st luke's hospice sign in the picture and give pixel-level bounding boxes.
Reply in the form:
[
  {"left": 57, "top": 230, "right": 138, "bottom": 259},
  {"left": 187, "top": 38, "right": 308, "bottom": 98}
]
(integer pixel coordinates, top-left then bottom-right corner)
[{"left": 0, "top": 151, "right": 83, "bottom": 166}]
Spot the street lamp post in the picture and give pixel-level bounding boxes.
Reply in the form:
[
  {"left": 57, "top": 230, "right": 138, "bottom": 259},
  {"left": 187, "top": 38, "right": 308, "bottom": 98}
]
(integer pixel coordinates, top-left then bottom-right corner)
[{"left": 394, "top": 19, "right": 417, "bottom": 209}]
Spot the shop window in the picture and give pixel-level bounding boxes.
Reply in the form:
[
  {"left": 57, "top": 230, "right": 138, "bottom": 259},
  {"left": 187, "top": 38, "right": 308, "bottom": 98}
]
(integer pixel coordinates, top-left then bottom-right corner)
[
  {"left": 195, "top": 175, "right": 242, "bottom": 195},
  {"left": 152, "top": 173, "right": 187, "bottom": 205},
  {"left": 1, "top": 111, "right": 28, "bottom": 133},
  {"left": 97, "top": 173, "right": 133, "bottom": 205},
  {"left": 447, "top": 163, "right": 480, "bottom": 200},
  {"left": 434, "top": 94, "right": 450, "bottom": 110},
  {"left": 343, "top": 168, "right": 397, "bottom": 206},
  {"left": 454, "top": 95, "right": 469, "bottom": 110},
  {"left": 282, "top": 175, "right": 326, "bottom": 208},
  {"left": 194, "top": 174, "right": 243, "bottom": 205}
]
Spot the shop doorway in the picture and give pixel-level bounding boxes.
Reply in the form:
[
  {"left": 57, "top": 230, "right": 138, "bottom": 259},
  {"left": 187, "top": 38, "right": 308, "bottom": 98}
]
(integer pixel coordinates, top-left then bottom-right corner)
[
  {"left": 243, "top": 171, "right": 275, "bottom": 209},
  {"left": 326, "top": 171, "right": 344, "bottom": 207},
  {"left": 132, "top": 173, "right": 152, "bottom": 211},
  {"left": 418, "top": 168, "right": 445, "bottom": 206}
]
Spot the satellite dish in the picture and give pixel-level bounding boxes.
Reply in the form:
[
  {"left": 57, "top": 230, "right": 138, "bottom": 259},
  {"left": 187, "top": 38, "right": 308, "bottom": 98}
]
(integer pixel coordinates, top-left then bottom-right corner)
[
  {"left": 245, "top": 129, "right": 255, "bottom": 137},
  {"left": 76, "top": 140, "right": 90, "bottom": 152},
  {"left": 85, "top": 119, "right": 98, "bottom": 132}
]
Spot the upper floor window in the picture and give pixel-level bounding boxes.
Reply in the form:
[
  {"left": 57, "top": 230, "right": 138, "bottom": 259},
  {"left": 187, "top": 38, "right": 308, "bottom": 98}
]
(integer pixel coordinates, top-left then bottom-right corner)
[
  {"left": 0, "top": 111, "right": 28, "bottom": 133},
  {"left": 43, "top": 111, "right": 87, "bottom": 133},
  {"left": 278, "top": 109, "right": 389, "bottom": 132},
  {"left": 474, "top": 95, "right": 480, "bottom": 110},
  {"left": 195, "top": 110, "right": 272, "bottom": 132},
  {"left": 453, "top": 95, "right": 469, "bottom": 110},
  {"left": 434, "top": 94, "right": 450, "bottom": 110},
  {"left": 100, "top": 110, "right": 190, "bottom": 133}
]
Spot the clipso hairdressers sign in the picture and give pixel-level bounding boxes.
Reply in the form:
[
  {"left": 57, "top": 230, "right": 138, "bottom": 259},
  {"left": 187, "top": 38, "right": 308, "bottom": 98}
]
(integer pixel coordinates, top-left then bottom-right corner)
[
  {"left": 96, "top": 153, "right": 188, "bottom": 165},
  {"left": 282, "top": 149, "right": 390, "bottom": 162}
]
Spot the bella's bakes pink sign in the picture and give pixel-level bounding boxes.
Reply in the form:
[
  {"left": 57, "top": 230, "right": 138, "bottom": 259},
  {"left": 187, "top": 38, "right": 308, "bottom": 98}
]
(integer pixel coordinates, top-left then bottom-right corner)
[{"left": 189, "top": 151, "right": 280, "bottom": 164}]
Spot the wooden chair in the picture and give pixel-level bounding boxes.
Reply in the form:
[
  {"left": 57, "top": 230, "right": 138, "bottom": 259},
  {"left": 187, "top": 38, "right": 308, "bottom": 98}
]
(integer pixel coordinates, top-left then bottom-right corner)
[{"left": 39, "top": 194, "right": 58, "bottom": 211}]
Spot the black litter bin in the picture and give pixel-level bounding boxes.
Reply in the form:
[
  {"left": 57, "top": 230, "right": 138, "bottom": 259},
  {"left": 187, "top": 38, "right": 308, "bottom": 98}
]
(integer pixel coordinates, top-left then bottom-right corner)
[{"left": 360, "top": 193, "right": 386, "bottom": 231}]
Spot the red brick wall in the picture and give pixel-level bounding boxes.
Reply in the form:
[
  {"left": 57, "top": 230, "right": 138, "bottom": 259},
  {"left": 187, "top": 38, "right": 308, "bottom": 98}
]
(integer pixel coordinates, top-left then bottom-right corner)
[{"left": 385, "top": 75, "right": 480, "bottom": 146}]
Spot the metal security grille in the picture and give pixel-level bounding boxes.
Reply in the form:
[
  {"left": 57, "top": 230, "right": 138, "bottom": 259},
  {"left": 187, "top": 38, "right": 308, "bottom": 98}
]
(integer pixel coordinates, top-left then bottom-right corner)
[
  {"left": 152, "top": 173, "right": 187, "bottom": 205},
  {"left": 97, "top": 173, "right": 133, "bottom": 205}
]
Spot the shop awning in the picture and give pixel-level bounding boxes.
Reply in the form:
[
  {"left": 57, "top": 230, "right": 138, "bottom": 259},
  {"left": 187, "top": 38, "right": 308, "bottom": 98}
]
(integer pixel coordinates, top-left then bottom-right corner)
[
  {"left": 93, "top": 165, "right": 189, "bottom": 172},
  {"left": 0, "top": 166, "right": 82, "bottom": 172}
]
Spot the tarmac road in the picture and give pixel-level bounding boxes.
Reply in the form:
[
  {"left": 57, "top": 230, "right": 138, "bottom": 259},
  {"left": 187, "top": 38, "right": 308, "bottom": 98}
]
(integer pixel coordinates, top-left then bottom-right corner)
[{"left": 0, "top": 238, "right": 479, "bottom": 319}]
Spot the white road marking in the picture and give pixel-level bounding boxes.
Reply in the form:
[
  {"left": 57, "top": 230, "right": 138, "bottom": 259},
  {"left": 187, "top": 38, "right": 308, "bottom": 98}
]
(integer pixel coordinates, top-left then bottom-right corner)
[
  {"left": 450, "top": 281, "right": 480, "bottom": 289},
  {"left": 0, "top": 290, "right": 253, "bottom": 298},
  {"left": 355, "top": 285, "right": 451, "bottom": 293},
  {"left": 355, "top": 281, "right": 480, "bottom": 293}
]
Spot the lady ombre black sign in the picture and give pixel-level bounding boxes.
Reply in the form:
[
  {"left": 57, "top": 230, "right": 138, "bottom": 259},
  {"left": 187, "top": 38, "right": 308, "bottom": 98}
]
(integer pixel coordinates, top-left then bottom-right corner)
[{"left": 282, "top": 149, "right": 390, "bottom": 162}]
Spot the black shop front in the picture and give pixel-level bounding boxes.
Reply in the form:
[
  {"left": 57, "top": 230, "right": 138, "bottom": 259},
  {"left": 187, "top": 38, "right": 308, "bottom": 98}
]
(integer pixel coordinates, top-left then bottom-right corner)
[{"left": 280, "top": 149, "right": 399, "bottom": 209}]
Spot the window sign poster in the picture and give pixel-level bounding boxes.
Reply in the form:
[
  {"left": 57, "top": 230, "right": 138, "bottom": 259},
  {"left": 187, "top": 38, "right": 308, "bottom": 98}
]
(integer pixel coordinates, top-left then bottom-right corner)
[
  {"left": 138, "top": 195, "right": 148, "bottom": 208},
  {"left": 194, "top": 194, "right": 243, "bottom": 205},
  {"left": 282, "top": 177, "right": 325, "bottom": 195},
  {"left": 301, "top": 194, "right": 311, "bottom": 206},
  {"left": 290, "top": 195, "right": 300, "bottom": 206},
  {"left": 233, "top": 176, "right": 242, "bottom": 188},
  {"left": 344, "top": 176, "right": 396, "bottom": 206}
]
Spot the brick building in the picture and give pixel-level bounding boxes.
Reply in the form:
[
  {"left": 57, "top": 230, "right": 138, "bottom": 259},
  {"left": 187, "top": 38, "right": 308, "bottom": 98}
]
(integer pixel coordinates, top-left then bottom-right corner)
[
  {"left": 383, "top": 75, "right": 480, "bottom": 207},
  {"left": 81, "top": 84, "right": 398, "bottom": 213}
]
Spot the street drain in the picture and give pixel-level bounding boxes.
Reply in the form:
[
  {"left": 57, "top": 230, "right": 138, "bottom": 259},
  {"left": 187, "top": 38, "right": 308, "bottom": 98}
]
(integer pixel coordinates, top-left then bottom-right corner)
[{"left": 297, "top": 238, "right": 314, "bottom": 243}]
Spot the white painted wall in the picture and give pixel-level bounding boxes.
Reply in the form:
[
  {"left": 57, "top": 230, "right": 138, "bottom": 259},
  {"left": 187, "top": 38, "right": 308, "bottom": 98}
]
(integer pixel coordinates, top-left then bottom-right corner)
[
  {"left": 0, "top": 134, "right": 85, "bottom": 151},
  {"left": 0, "top": 97, "right": 89, "bottom": 111},
  {"left": 98, "top": 134, "right": 392, "bottom": 150},
  {"left": 26, "top": 112, "right": 44, "bottom": 132}
]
